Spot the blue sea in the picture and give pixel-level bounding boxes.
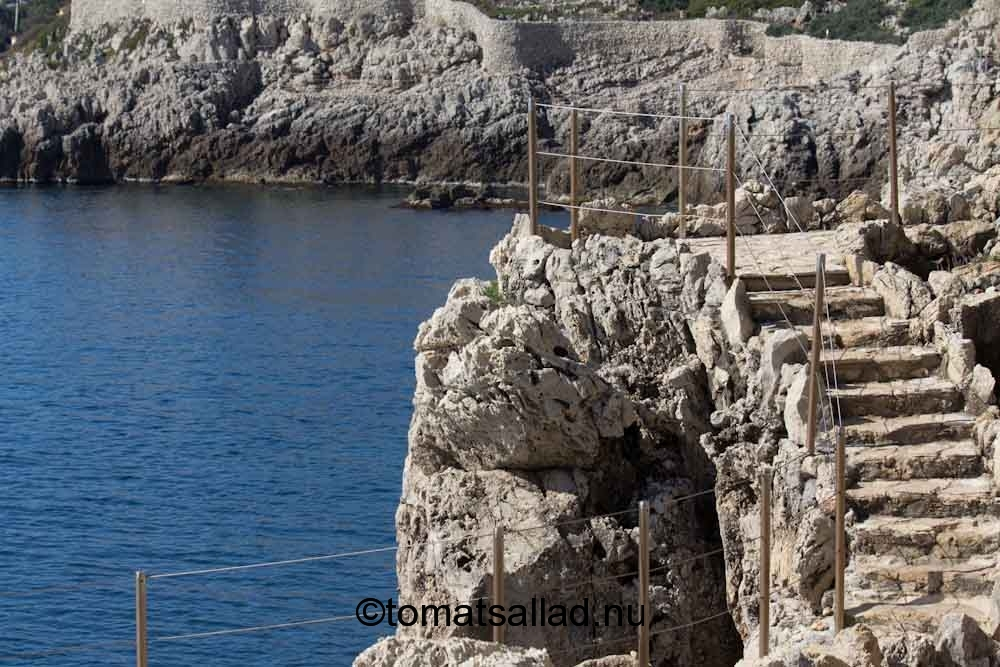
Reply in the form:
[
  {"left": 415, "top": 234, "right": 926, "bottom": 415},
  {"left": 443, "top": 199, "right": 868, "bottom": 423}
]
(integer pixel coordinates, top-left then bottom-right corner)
[{"left": 0, "top": 185, "right": 556, "bottom": 666}]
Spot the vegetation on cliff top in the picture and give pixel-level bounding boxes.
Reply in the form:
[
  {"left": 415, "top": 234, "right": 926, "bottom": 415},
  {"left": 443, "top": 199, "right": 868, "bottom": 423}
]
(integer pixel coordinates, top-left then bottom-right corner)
[
  {"left": 0, "top": 0, "right": 69, "bottom": 57},
  {"left": 472, "top": 0, "right": 973, "bottom": 44}
]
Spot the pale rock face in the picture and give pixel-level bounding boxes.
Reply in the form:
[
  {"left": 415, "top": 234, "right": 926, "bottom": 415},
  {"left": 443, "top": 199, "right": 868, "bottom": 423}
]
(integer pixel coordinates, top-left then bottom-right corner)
[
  {"left": 398, "top": 220, "right": 742, "bottom": 666},
  {"left": 759, "top": 330, "right": 809, "bottom": 406},
  {"left": 783, "top": 365, "right": 811, "bottom": 447},
  {"left": 353, "top": 637, "right": 553, "bottom": 667},
  {"left": 834, "top": 192, "right": 889, "bottom": 225},
  {"left": 835, "top": 220, "right": 915, "bottom": 265},
  {"left": 870, "top": 262, "right": 934, "bottom": 319},
  {"left": 721, "top": 278, "right": 754, "bottom": 348},
  {"left": 881, "top": 632, "right": 937, "bottom": 667},
  {"left": 933, "top": 613, "right": 996, "bottom": 667},
  {"left": 804, "top": 625, "right": 885, "bottom": 667}
]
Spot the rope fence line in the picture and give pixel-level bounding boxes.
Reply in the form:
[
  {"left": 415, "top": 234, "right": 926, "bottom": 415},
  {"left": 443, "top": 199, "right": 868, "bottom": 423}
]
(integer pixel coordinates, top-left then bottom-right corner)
[
  {"left": 537, "top": 150, "right": 725, "bottom": 172},
  {"left": 535, "top": 101, "right": 719, "bottom": 123},
  {"left": 148, "top": 545, "right": 400, "bottom": 580},
  {"left": 153, "top": 614, "right": 359, "bottom": 642}
]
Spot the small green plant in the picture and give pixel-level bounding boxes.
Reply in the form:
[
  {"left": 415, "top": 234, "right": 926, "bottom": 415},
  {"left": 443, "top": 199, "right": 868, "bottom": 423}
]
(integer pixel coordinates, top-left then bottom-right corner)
[
  {"left": 483, "top": 281, "right": 505, "bottom": 305},
  {"left": 765, "top": 23, "right": 801, "bottom": 37},
  {"left": 900, "top": 0, "right": 972, "bottom": 32},
  {"left": 807, "top": 0, "right": 902, "bottom": 43}
]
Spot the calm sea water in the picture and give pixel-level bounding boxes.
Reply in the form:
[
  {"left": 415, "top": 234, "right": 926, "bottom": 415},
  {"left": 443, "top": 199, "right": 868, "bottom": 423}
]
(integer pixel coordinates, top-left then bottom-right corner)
[{"left": 0, "top": 185, "right": 558, "bottom": 666}]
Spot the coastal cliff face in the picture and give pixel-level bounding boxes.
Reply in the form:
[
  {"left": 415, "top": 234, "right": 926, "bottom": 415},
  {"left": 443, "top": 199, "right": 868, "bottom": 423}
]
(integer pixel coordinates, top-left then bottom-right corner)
[
  {"left": 359, "top": 202, "right": 1000, "bottom": 666},
  {"left": 392, "top": 217, "right": 741, "bottom": 666},
  {"left": 0, "top": 0, "right": 998, "bottom": 219}
]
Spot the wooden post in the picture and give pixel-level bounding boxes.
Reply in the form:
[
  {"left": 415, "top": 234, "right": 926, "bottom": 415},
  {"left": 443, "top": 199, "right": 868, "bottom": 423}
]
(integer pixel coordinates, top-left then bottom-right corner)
[
  {"left": 678, "top": 83, "right": 688, "bottom": 239},
  {"left": 570, "top": 109, "right": 580, "bottom": 241},
  {"left": 528, "top": 99, "right": 539, "bottom": 236},
  {"left": 726, "top": 113, "right": 737, "bottom": 281},
  {"left": 888, "top": 82, "right": 900, "bottom": 226},
  {"left": 135, "top": 571, "right": 148, "bottom": 667},
  {"left": 806, "top": 253, "right": 826, "bottom": 456},
  {"left": 834, "top": 428, "right": 847, "bottom": 634},
  {"left": 759, "top": 467, "right": 772, "bottom": 658},
  {"left": 638, "top": 501, "right": 651, "bottom": 667},
  {"left": 492, "top": 525, "right": 506, "bottom": 644}
]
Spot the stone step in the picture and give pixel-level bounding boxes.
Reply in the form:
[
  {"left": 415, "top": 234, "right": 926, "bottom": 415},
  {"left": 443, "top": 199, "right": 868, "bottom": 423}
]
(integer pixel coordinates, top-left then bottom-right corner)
[
  {"left": 748, "top": 286, "right": 885, "bottom": 325},
  {"left": 844, "top": 412, "right": 976, "bottom": 446},
  {"left": 763, "top": 317, "right": 920, "bottom": 349},
  {"left": 848, "top": 476, "right": 999, "bottom": 518},
  {"left": 850, "top": 554, "right": 999, "bottom": 598},
  {"left": 848, "top": 440, "right": 984, "bottom": 481},
  {"left": 830, "top": 377, "right": 962, "bottom": 418},
  {"left": 822, "top": 346, "right": 942, "bottom": 383},
  {"left": 740, "top": 269, "right": 852, "bottom": 293},
  {"left": 846, "top": 595, "right": 995, "bottom": 634},
  {"left": 853, "top": 516, "right": 1000, "bottom": 559}
]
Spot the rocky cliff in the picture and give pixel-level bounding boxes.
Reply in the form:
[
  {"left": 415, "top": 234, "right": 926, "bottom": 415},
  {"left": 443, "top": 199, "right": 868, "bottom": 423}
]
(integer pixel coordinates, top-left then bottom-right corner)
[
  {"left": 358, "top": 186, "right": 1000, "bottom": 665},
  {"left": 0, "top": 0, "right": 998, "bottom": 219}
]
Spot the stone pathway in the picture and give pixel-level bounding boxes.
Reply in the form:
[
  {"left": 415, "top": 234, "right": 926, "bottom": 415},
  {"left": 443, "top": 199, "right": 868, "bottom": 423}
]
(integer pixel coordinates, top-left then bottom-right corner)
[
  {"left": 685, "top": 231, "right": 844, "bottom": 277},
  {"left": 746, "top": 258, "right": 1000, "bottom": 635}
]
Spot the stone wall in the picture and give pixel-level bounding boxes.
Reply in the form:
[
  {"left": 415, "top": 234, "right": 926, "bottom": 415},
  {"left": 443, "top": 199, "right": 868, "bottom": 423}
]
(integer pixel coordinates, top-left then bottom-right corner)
[
  {"left": 69, "top": 0, "right": 900, "bottom": 80},
  {"left": 423, "top": 0, "right": 900, "bottom": 77},
  {"left": 69, "top": 0, "right": 412, "bottom": 31}
]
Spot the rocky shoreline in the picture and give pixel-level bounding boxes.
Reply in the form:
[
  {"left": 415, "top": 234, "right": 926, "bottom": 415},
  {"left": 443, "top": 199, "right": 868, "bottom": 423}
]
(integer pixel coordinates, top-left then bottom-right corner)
[{"left": 0, "top": 0, "right": 998, "bottom": 223}]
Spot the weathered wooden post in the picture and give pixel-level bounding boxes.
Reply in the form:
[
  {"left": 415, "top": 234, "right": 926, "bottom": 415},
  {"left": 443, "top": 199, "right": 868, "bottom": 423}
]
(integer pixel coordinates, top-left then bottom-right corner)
[
  {"left": 806, "top": 253, "right": 826, "bottom": 456},
  {"left": 759, "top": 467, "right": 772, "bottom": 658},
  {"left": 835, "top": 428, "right": 846, "bottom": 633},
  {"left": 888, "top": 82, "right": 900, "bottom": 226},
  {"left": 678, "top": 83, "right": 688, "bottom": 239},
  {"left": 726, "top": 113, "right": 737, "bottom": 280},
  {"left": 528, "top": 98, "right": 539, "bottom": 236},
  {"left": 135, "top": 571, "right": 148, "bottom": 667},
  {"left": 493, "top": 525, "right": 506, "bottom": 644},
  {"left": 638, "top": 501, "right": 651, "bottom": 666},
  {"left": 570, "top": 109, "right": 580, "bottom": 241}
]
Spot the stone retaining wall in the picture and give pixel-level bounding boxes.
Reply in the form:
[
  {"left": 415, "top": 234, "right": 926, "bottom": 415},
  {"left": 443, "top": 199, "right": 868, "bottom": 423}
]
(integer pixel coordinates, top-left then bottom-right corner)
[{"left": 69, "top": 0, "right": 900, "bottom": 80}]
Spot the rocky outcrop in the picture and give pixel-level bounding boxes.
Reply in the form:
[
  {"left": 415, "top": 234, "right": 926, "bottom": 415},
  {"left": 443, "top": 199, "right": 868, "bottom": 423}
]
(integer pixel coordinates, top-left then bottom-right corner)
[
  {"left": 355, "top": 637, "right": 553, "bottom": 666},
  {"left": 395, "top": 216, "right": 745, "bottom": 666},
  {"left": 0, "top": 0, "right": 998, "bottom": 211}
]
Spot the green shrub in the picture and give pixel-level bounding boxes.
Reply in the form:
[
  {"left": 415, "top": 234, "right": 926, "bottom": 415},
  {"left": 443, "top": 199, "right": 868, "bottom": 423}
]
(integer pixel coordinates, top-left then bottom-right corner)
[
  {"left": 807, "top": 0, "right": 901, "bottom": 43},
  {"left": 483, "top": 281, "right": 505, "bottom": 305},
  {"left": 900, "top": 0, "right": 972, "bottom": 32},
  {"left": 765, "top": 23, "right": 801, "bottom": 37},
  {"left": 641, "top": 0, "right": 804, "bottom": 18}
]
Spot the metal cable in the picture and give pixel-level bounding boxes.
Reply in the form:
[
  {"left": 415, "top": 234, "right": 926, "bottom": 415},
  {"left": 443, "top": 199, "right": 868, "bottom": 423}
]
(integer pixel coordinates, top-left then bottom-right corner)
[
  {"left": 154, "top": 614, "right": 358, "bottom": 642},
  {"left": 537, "top": 151, "right": 724, "bottom": 172},
  {"left": 149, "top": 546, "right": 399, "bottom": 580},
  {"left": 535, "top": 102, "right": 719, "bottom": 123}
]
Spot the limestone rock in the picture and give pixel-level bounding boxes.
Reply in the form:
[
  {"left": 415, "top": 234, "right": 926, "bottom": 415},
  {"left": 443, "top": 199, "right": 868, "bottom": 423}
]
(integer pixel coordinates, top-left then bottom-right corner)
[
  {"left": 721, "top": 278, "right": 754, "bottom": 347},
  {"left": 759, "top": 329, "right": 808, "bottom": 405},
  {"left": 804, "top": 625, "right": 884, "bottom": 667},
  {"left": 933, "top": 613, "right": 995, "bottom": 667},
  {"left": 835, "top": 221, "right": 915, "bottom": 265},
  {"left": 871, "top": 263, "right": 933, "bottom": 319},
  {"left": 783, "top": 365, "right": 810, "bottom": 447},
  {"left": 353, "top": 637, "right": 553, "bottom": 667},
  {"left": 988, "top": 580, "right": 1000, "bottom": 640},
  {"left": 881, "top": 633, "right": 936, "bottom": 667},
  {"left": 835, "top": 191, "right": 889, "bottom": 225}
]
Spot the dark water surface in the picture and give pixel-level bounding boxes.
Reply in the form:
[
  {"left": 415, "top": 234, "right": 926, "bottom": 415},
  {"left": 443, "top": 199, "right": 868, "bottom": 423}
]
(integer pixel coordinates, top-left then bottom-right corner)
[{"left": 0, "top": 185, "right": 552, "bottom": 666}]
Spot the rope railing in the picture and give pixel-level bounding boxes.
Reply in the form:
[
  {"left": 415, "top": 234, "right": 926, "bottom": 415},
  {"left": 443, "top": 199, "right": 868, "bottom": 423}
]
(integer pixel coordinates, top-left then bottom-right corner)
[{"left": 535, "top": 101, "right": 719, "bottom": 123}]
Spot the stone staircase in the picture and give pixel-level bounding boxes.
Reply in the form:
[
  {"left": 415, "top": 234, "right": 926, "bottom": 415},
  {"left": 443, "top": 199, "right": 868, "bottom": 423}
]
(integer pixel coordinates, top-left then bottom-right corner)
[{"left": 745, "top": 267, "right": 1000, "bottom": 633}]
